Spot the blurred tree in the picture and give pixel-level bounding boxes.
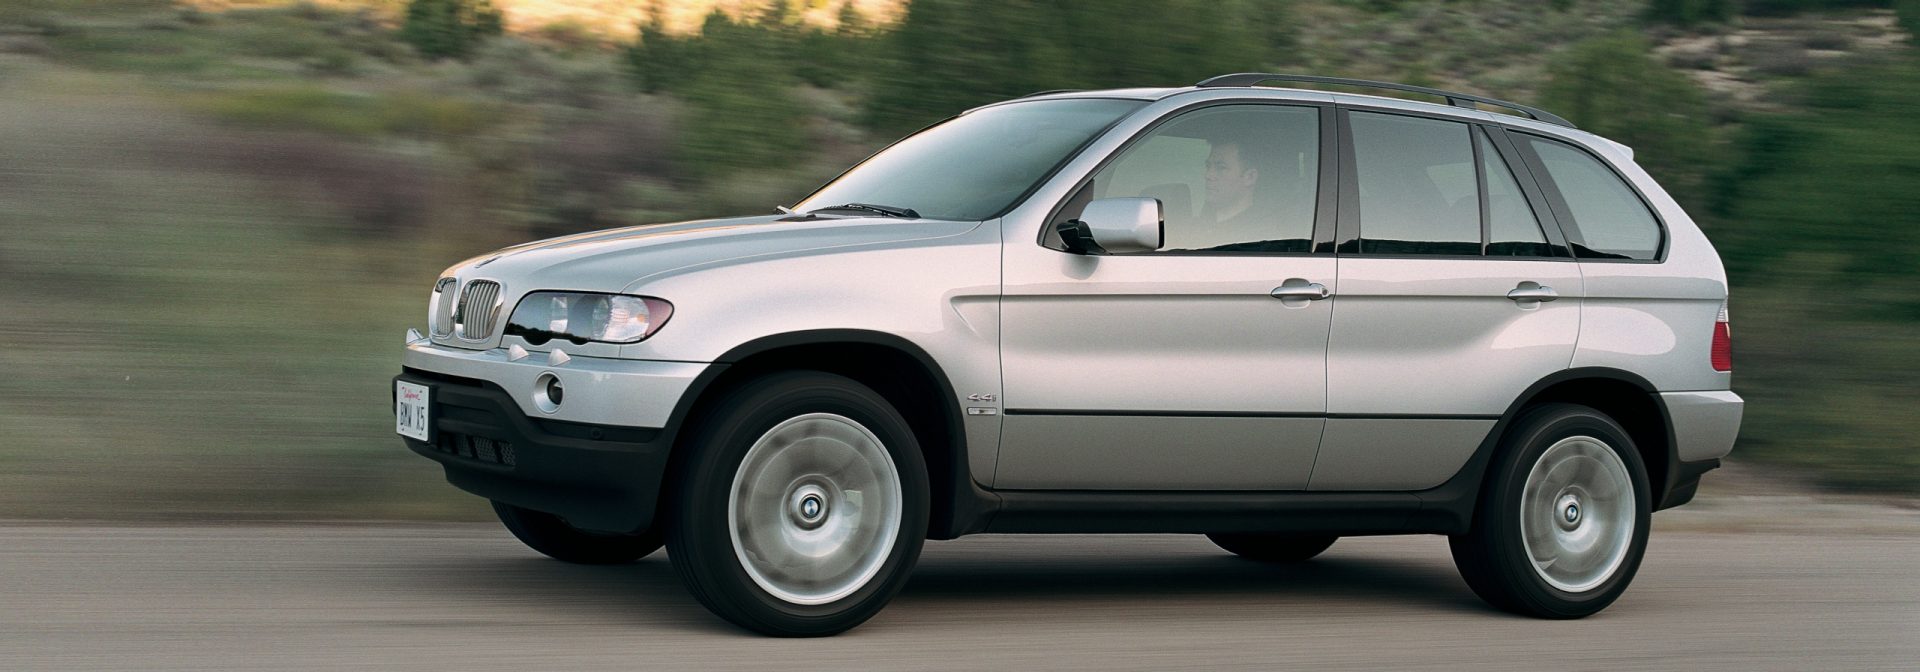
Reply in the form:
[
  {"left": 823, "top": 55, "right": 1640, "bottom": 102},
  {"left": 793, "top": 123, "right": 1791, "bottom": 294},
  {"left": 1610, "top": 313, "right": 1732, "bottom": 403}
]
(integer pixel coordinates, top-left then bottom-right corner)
[
  {"left": 792, "top": 2, "right": 874, "bottom": 88},
  {"left": 1900, "top": 0, "right": 1920, "bottom": 38},
  {"left": 676, "top": 10, "right": 811, "bottom": 180},
  {"left": 865, "top": 0, "right": 1277, "bottom": 133},
  {"left": 1539, "top": 33, "right": 1717, "bottom": 210},
  {"left": 626, "top": 1, "right": 695, "bottom": 93},
  {"left": 399, "top": 0, "right": 503, "bottom": 60}
]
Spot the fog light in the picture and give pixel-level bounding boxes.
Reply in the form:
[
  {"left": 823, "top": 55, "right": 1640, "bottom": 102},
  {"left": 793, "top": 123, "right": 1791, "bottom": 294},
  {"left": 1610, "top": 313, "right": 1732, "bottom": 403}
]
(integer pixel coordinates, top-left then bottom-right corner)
[{"left": 533, "top": 372, "right": 564, "bottom": 414}]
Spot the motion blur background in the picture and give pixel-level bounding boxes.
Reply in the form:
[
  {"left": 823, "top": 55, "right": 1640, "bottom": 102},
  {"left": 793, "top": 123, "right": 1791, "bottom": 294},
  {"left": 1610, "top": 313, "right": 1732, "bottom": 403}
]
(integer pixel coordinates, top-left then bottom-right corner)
[{"left": 0, "top": 0, "right": 1913, "bottom": 521}]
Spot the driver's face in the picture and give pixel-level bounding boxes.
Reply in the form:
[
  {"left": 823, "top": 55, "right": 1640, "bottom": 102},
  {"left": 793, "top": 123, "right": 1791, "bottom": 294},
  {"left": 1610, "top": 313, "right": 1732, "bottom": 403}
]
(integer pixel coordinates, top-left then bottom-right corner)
[{"left": 1205, "top": 143, "right": 1256, "bottom": 207}]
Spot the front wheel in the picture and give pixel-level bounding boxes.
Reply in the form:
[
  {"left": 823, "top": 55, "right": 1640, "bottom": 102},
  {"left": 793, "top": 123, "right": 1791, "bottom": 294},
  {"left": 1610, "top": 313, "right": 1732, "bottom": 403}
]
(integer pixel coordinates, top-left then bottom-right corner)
[
  {"left": 492, "top": 502, "right": 662, "bottom": 564},
  {"left": 666, "top": 371, "right": 929, "bottom": 637},
  {"left": 1449, "top": 403, "right": 1651, "bottom": 618}
]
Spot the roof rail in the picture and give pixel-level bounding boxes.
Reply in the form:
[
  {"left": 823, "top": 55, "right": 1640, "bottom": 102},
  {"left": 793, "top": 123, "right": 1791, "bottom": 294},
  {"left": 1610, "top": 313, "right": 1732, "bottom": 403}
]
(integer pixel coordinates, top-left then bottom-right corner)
[
  {"left": 1194, "top": 73, "right": 1576, "bottom": 129},
  {"left": 1019, "top": 89, "right": 1082, "bottom": 99}
]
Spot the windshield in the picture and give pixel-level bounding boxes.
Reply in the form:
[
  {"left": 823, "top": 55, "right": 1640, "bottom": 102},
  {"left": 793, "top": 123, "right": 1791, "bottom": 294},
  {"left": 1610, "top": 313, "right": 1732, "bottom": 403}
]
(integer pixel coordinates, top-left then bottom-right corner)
[{"left": 794, "top": 98, "right": 1147, "bottom": 221}]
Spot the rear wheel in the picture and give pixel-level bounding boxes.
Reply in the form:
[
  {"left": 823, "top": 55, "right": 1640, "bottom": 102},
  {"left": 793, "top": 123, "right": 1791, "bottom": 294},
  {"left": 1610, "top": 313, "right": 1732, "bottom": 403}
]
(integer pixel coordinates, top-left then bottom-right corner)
[
  {"left": 666, "top": 371, "right": 929, "bottom": 637},
  {"left": 492, "top": 501, "right": 662, "bottom": 564},
  {"left": 1207, "top": 534, "right": 1337, "bottom": 563},
  {"left": 1449, "top": 403, "right": 1651, "bottom": 618}
]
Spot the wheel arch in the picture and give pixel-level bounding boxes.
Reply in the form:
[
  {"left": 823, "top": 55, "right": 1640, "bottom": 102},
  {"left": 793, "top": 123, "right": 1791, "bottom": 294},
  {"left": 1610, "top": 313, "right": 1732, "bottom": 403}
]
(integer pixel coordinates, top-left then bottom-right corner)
[
  {"left": 659, "top": 329, "right": 993, "bottom": 540},
  {"left": 1486, "top": 367, "right": 1682, "bottom": 509}
]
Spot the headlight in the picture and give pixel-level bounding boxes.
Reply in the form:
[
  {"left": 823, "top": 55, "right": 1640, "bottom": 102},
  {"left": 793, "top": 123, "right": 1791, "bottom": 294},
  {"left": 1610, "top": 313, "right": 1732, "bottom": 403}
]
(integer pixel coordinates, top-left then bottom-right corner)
[{"left": 503, "top": 292, "right": 674, "bottom": 345}]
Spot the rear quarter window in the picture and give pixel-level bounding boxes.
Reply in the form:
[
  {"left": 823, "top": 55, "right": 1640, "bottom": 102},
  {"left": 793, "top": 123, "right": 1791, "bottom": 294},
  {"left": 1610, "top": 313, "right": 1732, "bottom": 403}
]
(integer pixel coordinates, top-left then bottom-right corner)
[{"left": 1523, "top": 135, "right": 1663, "bottom": 261}]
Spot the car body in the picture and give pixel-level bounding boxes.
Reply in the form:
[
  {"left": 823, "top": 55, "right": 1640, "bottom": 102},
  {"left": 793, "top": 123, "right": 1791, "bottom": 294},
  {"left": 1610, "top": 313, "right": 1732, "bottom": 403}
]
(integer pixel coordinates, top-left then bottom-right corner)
[{"left": 395, "top": 74, "right": 1743, "bottom": 635}]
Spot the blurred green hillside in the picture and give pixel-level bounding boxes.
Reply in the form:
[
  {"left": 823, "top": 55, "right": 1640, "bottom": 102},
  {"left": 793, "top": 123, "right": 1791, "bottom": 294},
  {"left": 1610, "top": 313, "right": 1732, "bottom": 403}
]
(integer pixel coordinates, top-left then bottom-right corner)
[{"left": 0, "top": 0, "right": 1913, "bottom": 521}]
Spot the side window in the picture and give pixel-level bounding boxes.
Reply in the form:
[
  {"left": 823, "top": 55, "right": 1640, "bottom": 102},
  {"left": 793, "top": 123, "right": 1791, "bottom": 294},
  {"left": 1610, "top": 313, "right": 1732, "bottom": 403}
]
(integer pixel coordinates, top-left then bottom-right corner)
[
  {"left": 1524, "top": 136, "right": 1662, "bottom": 260},
  {"left": 1080, "top": 105, "right": 1320, "bottom": 253},
  {"left": 1349, "top": 112, "right": 1480, "bottom": 255},
  {"left": 1481, "top": 130, "right": 1551, "bottom": 257}
]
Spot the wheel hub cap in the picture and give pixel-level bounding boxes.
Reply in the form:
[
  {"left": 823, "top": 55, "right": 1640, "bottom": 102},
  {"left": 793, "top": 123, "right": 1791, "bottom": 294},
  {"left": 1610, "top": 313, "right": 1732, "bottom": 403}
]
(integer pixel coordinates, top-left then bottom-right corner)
[
  {"left": 1520, "top": 436, "right": 1635, "bottom": 594},
  {"left": 1557, "top": 495, "right": 1582, "bottom": 529},
  {"left": 727, "top": 413, "right": 903, "bottom": 606},
  {"left": 791, "top": 486, "right": 829, "bottom": 529}
]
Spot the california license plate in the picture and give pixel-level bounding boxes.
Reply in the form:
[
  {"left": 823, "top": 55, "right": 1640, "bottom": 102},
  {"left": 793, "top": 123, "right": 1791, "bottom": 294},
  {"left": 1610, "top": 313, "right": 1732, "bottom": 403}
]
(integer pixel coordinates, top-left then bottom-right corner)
[{"left": 395, "top": 381, "right": 431, "bottom": 441}]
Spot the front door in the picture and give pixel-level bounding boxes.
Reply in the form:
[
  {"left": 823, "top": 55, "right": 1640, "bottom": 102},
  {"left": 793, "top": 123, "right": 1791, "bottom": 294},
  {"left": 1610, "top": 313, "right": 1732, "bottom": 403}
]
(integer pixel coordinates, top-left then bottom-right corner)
[{"left": 996, "top": 103, "right": 1336, "bottom": 490}]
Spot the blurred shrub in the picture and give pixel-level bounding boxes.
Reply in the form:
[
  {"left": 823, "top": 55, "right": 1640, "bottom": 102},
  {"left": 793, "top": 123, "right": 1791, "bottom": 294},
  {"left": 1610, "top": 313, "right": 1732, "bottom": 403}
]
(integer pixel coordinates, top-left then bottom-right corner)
[
  {"left": 1705, "top": 60, "right": 1920, "bottom": 491},
  {"left": 1645, "top": 0, "right": 1735, "bottom": 26},
  {"left": 399, "top": 0, "right": 502, "bottom": 60},
  {"left": 1667, "top": 48, "right": 1721, "bottom": 69},
  {"left": 304, "top": 48, "right": 360, "bottom": 76},
  {"left": 523, "top": 101, "right": 682, "bottom": 236},
  {"left": 0, "top": 35, "right": 52, "bottom": 55},
  {"left": 186, "top": 132, "right": 443, "bottom": 237},
  {"left": 468, "top": 38, "right": 624, "bottom": 109},
  {"left": 1540, "top": 33, "right": 1718, "bottom": 210},
  {"left": 1901, "top": 0, "right": 1920, "bottom": 37},
  {"left": 1710, "top": 60, "right": 1920, "bottom": 284},
  {"left": 187, "top": 87, "right": 495, "bottom": 138},
  {"left": 16, "top": 12, "right": 74, "bottom": 36},
  {"left": 1743, "top": 39, "right": 1818, "bottom": 76},
  {"left": 1802, "top": 29, "right": 1854, "bottom": 50},
  {"left": 1742, "top": 0, "right": 1894, "bottom": 17}
]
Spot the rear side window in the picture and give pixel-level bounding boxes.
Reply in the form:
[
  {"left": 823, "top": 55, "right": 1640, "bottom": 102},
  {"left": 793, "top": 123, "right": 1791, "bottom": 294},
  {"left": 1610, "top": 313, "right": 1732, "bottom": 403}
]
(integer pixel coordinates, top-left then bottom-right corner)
[
  {"left": 1481, "top": 131, "right": 1551, "bottom": 257},
  {"left": 1350, "top": 112, "right": 1480, "bottom": 255},
  {"left": 1524, "top": 136, "right": 1663, "bottom": 260}
]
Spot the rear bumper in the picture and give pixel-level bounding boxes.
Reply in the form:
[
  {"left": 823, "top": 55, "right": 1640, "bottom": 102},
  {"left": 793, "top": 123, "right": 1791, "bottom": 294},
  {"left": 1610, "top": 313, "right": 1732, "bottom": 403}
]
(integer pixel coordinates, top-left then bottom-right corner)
[
  {"left": 395, "top": 368, "right": 674, "bottom": 533},
  {"left": 1663, "top": 390, "right": 1743, "bottom": 462},
  {"left": 1656, "top": 390, "right": 1743, "bottom": 510}
]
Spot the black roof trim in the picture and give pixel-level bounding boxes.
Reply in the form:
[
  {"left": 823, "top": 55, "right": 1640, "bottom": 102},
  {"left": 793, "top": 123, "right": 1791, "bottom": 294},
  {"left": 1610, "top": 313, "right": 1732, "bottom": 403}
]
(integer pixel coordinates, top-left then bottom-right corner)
[
  {"left": 1019, "top": 89, "right": 1084, "bottom": 99},
  {"left": 1194, "top": 73, "right": 1576, "bottom": 129}
]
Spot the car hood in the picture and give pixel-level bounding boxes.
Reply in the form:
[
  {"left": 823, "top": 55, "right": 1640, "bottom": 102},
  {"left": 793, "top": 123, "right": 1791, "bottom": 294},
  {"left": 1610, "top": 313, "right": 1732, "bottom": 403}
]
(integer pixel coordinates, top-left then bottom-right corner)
[{"left": 444, "top": 214, "right": 980, "bottom": 294}]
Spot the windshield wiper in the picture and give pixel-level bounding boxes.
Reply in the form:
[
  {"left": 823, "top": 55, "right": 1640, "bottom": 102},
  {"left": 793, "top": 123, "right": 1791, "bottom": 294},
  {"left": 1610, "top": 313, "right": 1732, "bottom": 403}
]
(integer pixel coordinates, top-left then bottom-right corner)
[{"left": 807, "top": 202, "right": 921, "bottom": 219}]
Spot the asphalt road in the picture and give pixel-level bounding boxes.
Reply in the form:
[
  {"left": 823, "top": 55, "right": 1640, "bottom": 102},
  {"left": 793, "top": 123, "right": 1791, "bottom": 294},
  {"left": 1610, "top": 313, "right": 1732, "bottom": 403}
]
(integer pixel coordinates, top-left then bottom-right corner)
[{"left": 3, "top": 505, "right": 1917, "bottom": 671}]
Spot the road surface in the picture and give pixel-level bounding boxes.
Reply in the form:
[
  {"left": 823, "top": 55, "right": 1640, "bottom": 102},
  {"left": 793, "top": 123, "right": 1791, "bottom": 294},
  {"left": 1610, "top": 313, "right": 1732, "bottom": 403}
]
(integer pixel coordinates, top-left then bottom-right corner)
[{"left": 3, "top": 498, "right": 1916, "bottom": 670}]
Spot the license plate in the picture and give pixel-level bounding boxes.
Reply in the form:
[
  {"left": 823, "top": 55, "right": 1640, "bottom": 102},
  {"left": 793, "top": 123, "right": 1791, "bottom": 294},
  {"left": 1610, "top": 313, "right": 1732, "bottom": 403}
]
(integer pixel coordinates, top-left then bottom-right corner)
[{"left": 395, "top": 381, "right": 431, "bottom": 441}]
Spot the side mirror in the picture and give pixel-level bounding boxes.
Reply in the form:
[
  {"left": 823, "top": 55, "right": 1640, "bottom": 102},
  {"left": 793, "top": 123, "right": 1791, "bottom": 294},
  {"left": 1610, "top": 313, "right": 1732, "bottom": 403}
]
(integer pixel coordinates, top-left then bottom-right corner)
[{"left": 1058, "top": 197, "right": 1162, "bottom": 255}]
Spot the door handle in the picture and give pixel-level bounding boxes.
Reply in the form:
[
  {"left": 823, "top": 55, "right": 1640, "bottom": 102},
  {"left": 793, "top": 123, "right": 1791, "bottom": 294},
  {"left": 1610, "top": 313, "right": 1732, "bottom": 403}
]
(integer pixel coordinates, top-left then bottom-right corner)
[
  {"left": 1506, "top": 284, "right": 1559, "bottom": 302},
  {"left": 1270, "top": 282, "right": 1331, "bottom": 301}
]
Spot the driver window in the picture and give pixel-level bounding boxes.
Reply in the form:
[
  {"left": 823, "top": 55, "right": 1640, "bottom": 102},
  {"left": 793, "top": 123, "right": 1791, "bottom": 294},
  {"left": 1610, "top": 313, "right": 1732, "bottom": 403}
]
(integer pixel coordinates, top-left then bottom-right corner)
[{"left": 1071, "top": 105, "right": 1320, "bottom": 254}]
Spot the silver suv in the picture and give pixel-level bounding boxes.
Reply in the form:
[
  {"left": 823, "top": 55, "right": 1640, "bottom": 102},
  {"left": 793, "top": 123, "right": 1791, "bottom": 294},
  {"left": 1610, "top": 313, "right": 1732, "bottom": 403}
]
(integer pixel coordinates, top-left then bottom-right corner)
[{"left": 394, "top": 74, "right": 1742, "bottom": 636}]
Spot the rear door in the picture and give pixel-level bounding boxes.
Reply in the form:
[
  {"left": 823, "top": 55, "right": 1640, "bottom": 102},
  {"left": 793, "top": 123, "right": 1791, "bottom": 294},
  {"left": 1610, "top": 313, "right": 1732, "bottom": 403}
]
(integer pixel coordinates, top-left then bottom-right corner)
[{"left": 1315, "top": 108, "right": 1583, "bottom": 491}]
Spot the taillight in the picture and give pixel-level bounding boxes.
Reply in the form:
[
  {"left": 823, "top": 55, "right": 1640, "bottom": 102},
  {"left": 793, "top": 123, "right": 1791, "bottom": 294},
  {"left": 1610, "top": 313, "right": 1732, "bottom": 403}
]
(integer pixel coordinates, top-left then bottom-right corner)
[{"left": 1711, "top": 303, "right": 1732, "bottom": 372}]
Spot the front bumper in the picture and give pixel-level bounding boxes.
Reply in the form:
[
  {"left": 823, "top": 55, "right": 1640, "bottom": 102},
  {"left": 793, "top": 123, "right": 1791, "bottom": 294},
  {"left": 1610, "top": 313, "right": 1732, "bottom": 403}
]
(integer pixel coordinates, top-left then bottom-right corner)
[
  {"left": 402, "top": 340, "right": 706, "bottom": 428},
  {"left": 396, "top": 367, "right": 678, "bottom": 534}
]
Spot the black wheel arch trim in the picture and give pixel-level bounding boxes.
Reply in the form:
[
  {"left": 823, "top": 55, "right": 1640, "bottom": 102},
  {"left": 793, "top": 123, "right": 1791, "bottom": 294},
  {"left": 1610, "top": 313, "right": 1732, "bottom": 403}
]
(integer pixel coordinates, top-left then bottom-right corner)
[
  {"left": 666, "top": 329, "right": 998, "bottom": 540},
  {"left": 1431, "top": 366, "right": 1704, "bottom": 523}
]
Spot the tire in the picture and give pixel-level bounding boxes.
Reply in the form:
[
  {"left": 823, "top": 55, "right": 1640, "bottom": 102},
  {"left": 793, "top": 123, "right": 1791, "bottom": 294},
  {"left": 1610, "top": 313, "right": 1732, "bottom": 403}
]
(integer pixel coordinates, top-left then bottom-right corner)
[
  {"left": 492, "top": 501, "right": 663, "bottom": 564},
  {"left": 665, "top": 371, "right": 930, "bottom": 637},
  {"left": 1207, "top": 534, "right": 1338, "bottom": 563},
  {"left": 1449, "top": 403, "right": 1652, "bottom": 619}
]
